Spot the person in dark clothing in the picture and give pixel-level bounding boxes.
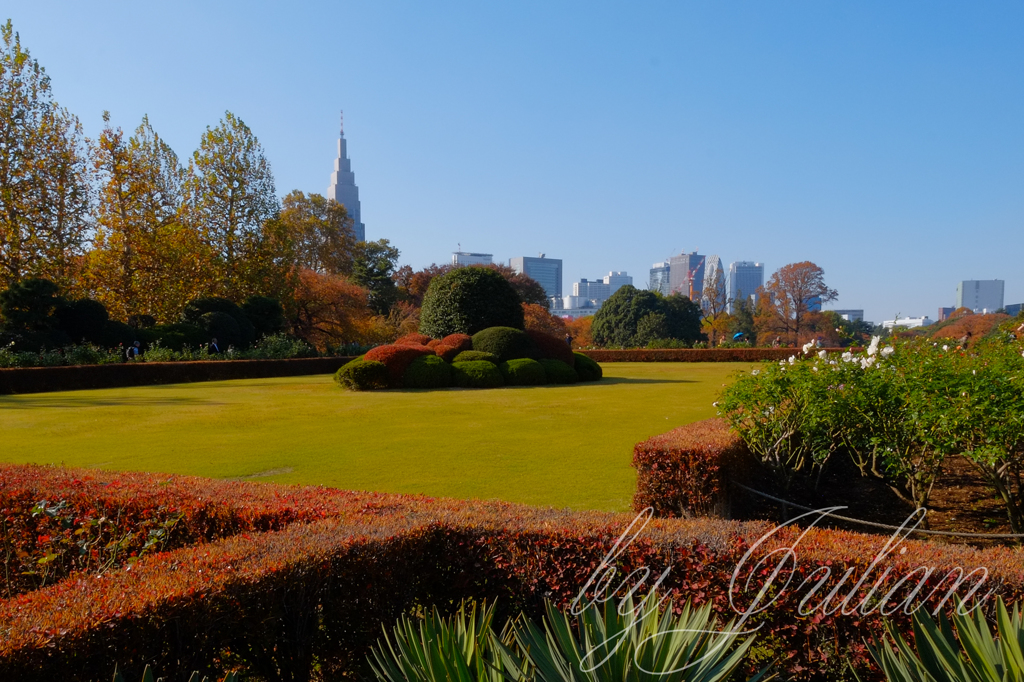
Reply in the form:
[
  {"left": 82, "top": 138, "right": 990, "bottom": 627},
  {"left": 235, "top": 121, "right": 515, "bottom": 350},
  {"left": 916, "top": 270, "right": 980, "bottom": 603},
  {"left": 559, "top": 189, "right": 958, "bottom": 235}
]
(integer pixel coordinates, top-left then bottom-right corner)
[{"left": 208, "top": 337, "right": 221, "bottom": 354}]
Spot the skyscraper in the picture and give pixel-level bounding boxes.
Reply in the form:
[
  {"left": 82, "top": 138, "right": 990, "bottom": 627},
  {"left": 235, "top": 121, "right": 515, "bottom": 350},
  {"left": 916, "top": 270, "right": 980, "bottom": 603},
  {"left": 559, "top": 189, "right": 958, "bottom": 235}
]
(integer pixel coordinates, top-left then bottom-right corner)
[
  {"left": 702, "top": 255, "right": 727, "bottom": 311},
  {"left": 728, "top": 261, "right": 764, "bottom": 312},
  {"left": 326, "top": 111, "right": 365, "bottom": 242},
  {"left": 668, "top": 252, "right": 705, "bottom": 298},
  {"left": 510, "top": 255, "right": 562, "bottom": 299},
  {"left": 452, "top": 252, "right": 493, "bottom": 266},
  {"left": 956, "top": 280, "right": 1004, "bottom": 312},
  {"left": 649, "top": 262, "right": 671, "bottom": 295}
]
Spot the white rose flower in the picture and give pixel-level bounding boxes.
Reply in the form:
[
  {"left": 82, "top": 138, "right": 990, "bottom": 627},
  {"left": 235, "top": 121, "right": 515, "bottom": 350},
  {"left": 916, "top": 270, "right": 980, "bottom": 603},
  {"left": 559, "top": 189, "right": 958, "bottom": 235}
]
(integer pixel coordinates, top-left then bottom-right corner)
[
  {"left": 881, "top": 346, "right": 894, "bottom": 357},
  {"left": 818, "top": 350, "right": 828, "bottom": 359},
  {"left": 867, "top": 336, "right": 880, "bottom": 357}
]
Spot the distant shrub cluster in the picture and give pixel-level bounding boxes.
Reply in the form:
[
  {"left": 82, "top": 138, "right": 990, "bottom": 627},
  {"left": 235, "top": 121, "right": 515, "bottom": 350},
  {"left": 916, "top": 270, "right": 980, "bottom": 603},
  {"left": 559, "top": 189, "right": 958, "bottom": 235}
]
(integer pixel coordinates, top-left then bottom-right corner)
[{"left": 335, "top": 327, "right": 602, "bottom": 390}]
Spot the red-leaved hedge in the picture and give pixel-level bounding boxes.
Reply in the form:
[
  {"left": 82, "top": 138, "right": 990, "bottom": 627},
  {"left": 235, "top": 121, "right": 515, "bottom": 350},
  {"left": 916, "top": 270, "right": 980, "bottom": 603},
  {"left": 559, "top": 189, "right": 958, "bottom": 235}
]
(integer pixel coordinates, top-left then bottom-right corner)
[
  {"left": 394, "top": 333, "right": 434, "bottom": 346},
  {"left": 363, "top": 344, "right": 434, "bottom": 385},
  {"left": 0, "top": 464, "right": 428, "bottom": 599},
  {"left": 3, "top": 466, "right": 1024, "bottom": 682},
  {"left": 579, "top": 348, "right": 848, "bottom": 362},
  {"left": 527, "top": 329, "right": 575, "bottom": 366},
  {"left": 632, "top": 418, "right": 753, "bottom": 518}
]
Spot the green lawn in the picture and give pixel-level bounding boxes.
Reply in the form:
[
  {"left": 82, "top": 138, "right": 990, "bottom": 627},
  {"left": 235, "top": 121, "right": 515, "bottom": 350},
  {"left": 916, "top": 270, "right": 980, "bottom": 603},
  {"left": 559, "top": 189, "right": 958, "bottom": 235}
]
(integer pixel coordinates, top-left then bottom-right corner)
[{"left": 0, "top": 362, "right": 751, "bottom": 512}]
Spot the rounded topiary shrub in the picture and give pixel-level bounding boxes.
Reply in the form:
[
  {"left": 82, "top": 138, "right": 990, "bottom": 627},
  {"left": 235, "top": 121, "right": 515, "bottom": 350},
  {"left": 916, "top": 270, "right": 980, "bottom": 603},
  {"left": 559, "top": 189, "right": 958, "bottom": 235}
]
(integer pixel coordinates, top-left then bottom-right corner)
[
  {"left": 419, "top": 268, "right": 525, "bottom": 337},
  {"left": 403, "top": 355, "right": 452, "bottom": 389},
  {"left": 452, "top": 350, "right": 499, "bottom": 364},
  {"left": 451, "top": 360, "right": 504, "bottom": 388},
  {"left": 395, "top": 333, "right": 434, "bottom": 346},
  {"left": 364, "top": 344, "right": 433, "bottom": 386},
  {"left": 499, "top": 358, "right": 548, "bottom": 386},
  {"left": 399, "top": 352, "right": 448, "bottom": 385},
  {"left": 573, "top": 352, "right": 603, "bottom": 382},
  {"left": 471, "top": 327, "right": 538, "bottom": 362},
  {"left": 440, "top": 333, "right": 473, "bottom": 351},
  {"left": 539, "top": 358, "right": 579, "bottom": 384},
  {"left": 335, "top": 356, "right": 389, "bottom": 391},
  {"left": 526, "top": 329, "right": 575, "bottom": 366}
]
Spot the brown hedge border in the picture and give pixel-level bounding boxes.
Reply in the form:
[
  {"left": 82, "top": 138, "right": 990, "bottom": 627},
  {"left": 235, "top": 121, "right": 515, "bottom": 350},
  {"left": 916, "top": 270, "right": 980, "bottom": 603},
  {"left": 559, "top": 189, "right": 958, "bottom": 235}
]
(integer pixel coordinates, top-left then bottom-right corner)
[
  {"left": 3, "top": 467, "right": 1024, "bottom": 682},
  {"left": 632, "top": 417, "right": 755, "bottom": 518},
  {"left": 578, "top": 348, "right": 850, "bottom": 362},
  {"left": 0, "top": 357, "right": 356, "bottom": 395}
]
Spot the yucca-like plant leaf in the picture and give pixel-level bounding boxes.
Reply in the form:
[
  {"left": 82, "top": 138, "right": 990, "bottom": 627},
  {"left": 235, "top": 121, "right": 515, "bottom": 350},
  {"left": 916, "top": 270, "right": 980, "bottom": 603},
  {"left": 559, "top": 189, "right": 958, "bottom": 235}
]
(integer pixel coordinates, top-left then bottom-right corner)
[
  {"left": 513, "top": 589, "right": 771, "bottom": 682},
  {"left": 861, "top": 597, "right": 1024, "bottom": 682},
  {"left": 369, "top": 600, "right": 524, "bottom": 682}
]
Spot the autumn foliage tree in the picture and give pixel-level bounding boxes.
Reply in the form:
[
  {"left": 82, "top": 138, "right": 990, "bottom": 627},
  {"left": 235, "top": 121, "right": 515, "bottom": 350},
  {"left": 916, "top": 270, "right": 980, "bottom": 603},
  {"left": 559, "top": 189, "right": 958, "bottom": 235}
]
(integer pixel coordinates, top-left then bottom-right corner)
[
  {"left": 0, "top": 22, "right": 90, "bottom": 291},
  {"left": 277, "top": 191, "right": 355, "bottom": 275},
  {"left": 754, "top": 261, "right": 838, "bottom": 345},
  {"left": 182, "top": 111, "right": 288, "bottom": 303},
  {"left": 289, "top": 268, "right": 372, "bottom": 351},
  {"left": 522, "top": 302, "right": 567, "bottom": 337},
  {"left": 89, "top": 114, "right": 212, "bottom": 322}
]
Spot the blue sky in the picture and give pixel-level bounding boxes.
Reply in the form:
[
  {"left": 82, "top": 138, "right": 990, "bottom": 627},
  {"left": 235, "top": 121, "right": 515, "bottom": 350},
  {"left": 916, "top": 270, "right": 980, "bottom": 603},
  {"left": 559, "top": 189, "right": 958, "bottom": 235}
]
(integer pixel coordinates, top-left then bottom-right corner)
[{"left": 9, "top": 2, "right": 1023, "bottom": 323}]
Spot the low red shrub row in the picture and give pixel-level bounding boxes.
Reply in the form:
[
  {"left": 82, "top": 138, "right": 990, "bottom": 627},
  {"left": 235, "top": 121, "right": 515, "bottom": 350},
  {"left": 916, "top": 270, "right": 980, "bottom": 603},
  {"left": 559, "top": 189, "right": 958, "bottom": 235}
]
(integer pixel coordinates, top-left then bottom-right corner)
[
  {"left": 3, "top": 478, "right": 1024, "bottom": 681},
  {"left": 632, "top": 418, "right": 754, "bottom": 517},
  {"left": 579, "top": 348, "right": 847, "bottom": 362},
  {"left": 0, "top": 464, "right": 428, "bottom": 599}
]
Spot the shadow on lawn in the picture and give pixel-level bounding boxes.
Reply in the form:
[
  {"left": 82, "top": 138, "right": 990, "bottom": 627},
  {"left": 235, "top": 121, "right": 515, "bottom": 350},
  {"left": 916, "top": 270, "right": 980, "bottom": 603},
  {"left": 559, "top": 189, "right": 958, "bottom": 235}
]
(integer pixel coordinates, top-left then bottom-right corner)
[{"left": 0, "top": 395, "right": 215, "bottom": 409}]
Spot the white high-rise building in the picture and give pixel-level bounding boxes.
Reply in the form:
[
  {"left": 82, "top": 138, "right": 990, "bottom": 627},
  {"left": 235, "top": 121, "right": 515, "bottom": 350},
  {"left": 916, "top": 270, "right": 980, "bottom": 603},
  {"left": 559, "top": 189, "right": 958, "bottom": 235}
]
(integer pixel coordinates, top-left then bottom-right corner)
[
  {"left": 702, "top": 256, "right": 727, "bottom": 311},
  {"left": 956, "top": 280, "right": 1004, "bottom": 313},
  {"left": 728, "top": 261, "right": 764, "bottom": 312},
  {"left": 326, "top": 111, "right": 365, "bottom": 242},
  {"left": 571, "top": 271, "right": 633, "bottom": 308}
]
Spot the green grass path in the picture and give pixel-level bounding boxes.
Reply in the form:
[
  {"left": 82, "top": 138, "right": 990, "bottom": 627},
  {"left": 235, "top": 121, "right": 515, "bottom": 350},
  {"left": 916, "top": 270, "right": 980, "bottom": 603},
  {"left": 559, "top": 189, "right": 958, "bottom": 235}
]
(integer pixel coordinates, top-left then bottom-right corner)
[{"left": 0, "top": 362, "right": 751, "bottom": 512}]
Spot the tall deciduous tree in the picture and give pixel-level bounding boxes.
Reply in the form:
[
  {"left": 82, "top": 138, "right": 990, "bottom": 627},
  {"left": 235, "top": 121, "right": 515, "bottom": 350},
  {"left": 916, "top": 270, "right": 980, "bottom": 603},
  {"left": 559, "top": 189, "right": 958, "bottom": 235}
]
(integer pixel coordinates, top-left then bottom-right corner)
[
  {"left": 755, "top": 261, "right": 838, "bottom": 345},
  {"left": 277, "top": 190, "right": 355, "bottom": 275},
  {"left": 0, "top": 21, "right": 90, "bottom": 290},
  {"left": 90, "top": 114, "right": 211, "bottom": 322},
  {"left": 183, "top": 111, "right": 284, "bottom": 301}
]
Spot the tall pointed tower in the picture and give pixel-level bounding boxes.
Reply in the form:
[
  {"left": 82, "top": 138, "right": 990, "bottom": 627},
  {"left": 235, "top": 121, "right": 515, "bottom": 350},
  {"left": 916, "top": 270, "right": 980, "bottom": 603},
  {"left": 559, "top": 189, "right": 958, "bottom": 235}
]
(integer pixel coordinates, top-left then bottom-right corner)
[{"left": 326, "top": 111, "right": 365, "bottom": 242}]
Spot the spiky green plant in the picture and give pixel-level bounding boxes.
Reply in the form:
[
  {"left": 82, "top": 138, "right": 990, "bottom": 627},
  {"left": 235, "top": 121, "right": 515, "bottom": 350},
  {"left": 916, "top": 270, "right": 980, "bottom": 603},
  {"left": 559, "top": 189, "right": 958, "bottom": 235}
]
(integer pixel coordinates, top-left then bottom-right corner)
[
  {"left": 369, "top": 600, "right": 527, "bottom": 682},
  {"left": 862, "top": 597, "right": 1024, "bottom": 682},
  {"left": 513, "top": 591, "right": 772, "bottom": 682}
]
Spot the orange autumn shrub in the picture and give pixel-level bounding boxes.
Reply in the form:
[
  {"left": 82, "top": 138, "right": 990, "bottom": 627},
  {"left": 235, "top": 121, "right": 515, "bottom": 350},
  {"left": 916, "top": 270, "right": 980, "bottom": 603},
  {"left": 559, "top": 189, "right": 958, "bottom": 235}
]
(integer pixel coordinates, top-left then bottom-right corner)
[
  {"left": 363, "top": 343, "right": 433, "bottom": 385},
  {"left": 394, "top": 333, "right": 434, "bottom": 346}
]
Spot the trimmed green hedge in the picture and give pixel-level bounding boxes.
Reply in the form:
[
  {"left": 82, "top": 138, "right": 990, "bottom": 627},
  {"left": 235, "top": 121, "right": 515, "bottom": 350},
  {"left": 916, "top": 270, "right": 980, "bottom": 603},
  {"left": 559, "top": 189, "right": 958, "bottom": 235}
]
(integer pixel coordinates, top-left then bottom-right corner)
[
  {"left": 498, "top": 358, "right": 547, "bottom": 386},
  {"left": 452, "top": 350, "right": 499, "bottom": 364},
  {"left": 471, "top": 327, "right": 537, "bottom": 362},
  {"left": 539, "top": 359, "right": 579, "bottom": 384},
  {"left": 572, "top": 352, "right": 603, "bottom": 382},
  {"left": 451, "top": 360, "right": 504, "bottom": 388},
  {"left": 334, "top": 356, "right": 389, "bottom": 391},
  {"left": 402, "top": 355, "right": 452, "bottom": 389}
]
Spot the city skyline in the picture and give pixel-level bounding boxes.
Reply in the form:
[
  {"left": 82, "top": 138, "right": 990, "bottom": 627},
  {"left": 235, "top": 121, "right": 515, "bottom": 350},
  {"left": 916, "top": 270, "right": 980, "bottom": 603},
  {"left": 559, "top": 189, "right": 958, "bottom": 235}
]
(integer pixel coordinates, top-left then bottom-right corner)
[{"left": 7, "top": 2, "right": 1023, "bottom": 323}]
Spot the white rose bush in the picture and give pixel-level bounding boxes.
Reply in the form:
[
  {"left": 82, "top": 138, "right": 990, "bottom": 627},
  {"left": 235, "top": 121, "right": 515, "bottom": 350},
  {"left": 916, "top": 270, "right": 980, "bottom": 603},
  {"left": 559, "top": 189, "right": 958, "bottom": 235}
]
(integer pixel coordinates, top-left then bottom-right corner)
[{"left": 717, "top": 331, "right": 1024, "bottom": 529}]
